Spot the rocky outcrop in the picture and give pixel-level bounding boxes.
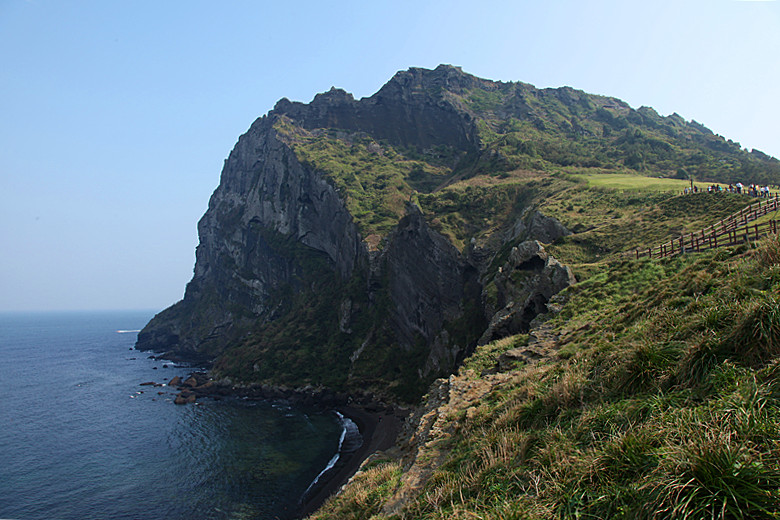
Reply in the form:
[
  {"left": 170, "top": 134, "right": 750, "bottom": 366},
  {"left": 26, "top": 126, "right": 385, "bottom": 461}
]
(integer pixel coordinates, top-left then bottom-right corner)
[
  {"left": 509, "top": 208, "right": 571, "bottom": 245},
  {"left": 272, "top": 64, "right": 481, "bottom": 152},
  {"left": 380, "top": 205, "right": 484, "bottom": 376},
  {"left": 136, "top": 115, "right": 365, "bottom": 360},
  {"left": 136, "top": 65, "right": 575, "bottom": 401},
  {"left": 479, "top": 240, "right": 576, "bottom": 345}
]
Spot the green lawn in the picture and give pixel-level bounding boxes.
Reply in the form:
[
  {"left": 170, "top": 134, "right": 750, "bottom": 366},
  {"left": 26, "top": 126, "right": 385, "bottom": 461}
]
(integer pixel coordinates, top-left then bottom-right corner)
[{"left": 575, "top": 173, "right": 724, "bottom": 193}]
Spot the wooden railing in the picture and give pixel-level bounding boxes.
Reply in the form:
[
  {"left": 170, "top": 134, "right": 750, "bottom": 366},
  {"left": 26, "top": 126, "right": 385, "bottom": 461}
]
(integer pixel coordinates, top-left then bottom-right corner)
[{"left": 636, "top": 195, "right": 780, "bottom": 259}]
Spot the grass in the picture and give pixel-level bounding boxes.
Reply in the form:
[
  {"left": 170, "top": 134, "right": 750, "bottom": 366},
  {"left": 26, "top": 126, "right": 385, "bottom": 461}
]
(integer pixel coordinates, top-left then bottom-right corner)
[
  {"left": 208, "top": 82, "right": 780, "bottom": 517},
  {"left": 459, "top": 334, "right": 529, "bottom": 374},
  {"left": 575, "top": 172, "right": 728, "bottom": 193},
  {"left": 314, "top": 235, "right": 780, "bottom": 519},
  {"left": 206, "top": 139, "right": 762, "bottom": 404},
  {"left": 255, "top": 76, "right": 780, "bottom": 518},
  {"left": 275, "top": 118, "right": 453, "bottom": 246},
  {"left": 309, "top": 459, "right": 402, "bottom": 520}
]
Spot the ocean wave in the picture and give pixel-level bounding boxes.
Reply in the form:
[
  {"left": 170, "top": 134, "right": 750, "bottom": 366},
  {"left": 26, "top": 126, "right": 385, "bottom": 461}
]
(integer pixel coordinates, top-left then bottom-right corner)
[
  {"left": 116, "top": 330, "right": 141, "bottom": 333},
  {"left": 301, "top": 411, "right": 363, "bottom": 499}
]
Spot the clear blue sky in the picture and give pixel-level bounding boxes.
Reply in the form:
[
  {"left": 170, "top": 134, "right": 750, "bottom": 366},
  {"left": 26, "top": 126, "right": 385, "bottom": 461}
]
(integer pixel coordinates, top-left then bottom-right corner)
[{"left": 1, "top": 0, "right": 778, "bottom": 312}]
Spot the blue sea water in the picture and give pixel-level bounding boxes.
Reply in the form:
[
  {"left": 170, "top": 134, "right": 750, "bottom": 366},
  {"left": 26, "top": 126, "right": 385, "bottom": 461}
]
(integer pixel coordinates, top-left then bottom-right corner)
[{"left": 0, "top": 311, "right": 344, "bottom": 520}]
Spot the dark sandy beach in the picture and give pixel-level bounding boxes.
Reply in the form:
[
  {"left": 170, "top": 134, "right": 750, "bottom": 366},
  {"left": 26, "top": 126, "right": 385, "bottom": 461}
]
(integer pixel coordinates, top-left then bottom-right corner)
[{"left": 296, "top": 405, "right": 404, "bottom": 518}]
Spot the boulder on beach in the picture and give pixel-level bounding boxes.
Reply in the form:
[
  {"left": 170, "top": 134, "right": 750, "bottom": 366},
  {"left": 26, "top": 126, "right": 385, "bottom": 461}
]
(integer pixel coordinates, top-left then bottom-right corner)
[
  {"left": 169, "top": 376, "right": 182, "bottom": 386},
  {"left": 139, "top": 381, "right": 156, "bottom": 386}
]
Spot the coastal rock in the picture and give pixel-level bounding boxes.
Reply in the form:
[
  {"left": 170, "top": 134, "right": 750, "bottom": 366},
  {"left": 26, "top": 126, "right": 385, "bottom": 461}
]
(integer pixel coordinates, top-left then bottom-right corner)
[
  {"left": 479, "top": 241, "right": 575, "bottom": 345},
  {"left": 192, "top": 381, "right": 214, "bottom": 393},
  {"left": 135, "top": 65, "right": 573, "bottom": 401},
  {"left": 173, "top": 392, "right": 197, "bottom": 405},
  {"left": 509, "top": 208, "right": 571, "bottom": 245},
  {"left": 168, "top": 376, "right": 182, "bottom": 387},
  {"left": 380, "top": 205, "right": 485, "bottom": 376}
]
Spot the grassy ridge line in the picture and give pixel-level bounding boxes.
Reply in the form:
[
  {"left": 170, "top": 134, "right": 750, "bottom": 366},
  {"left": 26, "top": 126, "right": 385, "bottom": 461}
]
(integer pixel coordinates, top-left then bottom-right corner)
[
  {"left": 309, "top": 237, "right": 780, "bottom": 519},
  {"left": 457, "top": 81, "right": 780, "bottom": 185},
  {"left": 639, "top": 195, "right": 780, "bottom": 260}
]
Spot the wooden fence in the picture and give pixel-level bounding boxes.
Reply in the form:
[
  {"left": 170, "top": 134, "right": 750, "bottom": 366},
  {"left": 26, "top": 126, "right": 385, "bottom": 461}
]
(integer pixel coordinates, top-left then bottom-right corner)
[{"left": 637, "top": 195, "right": 780, "bottom": 259}]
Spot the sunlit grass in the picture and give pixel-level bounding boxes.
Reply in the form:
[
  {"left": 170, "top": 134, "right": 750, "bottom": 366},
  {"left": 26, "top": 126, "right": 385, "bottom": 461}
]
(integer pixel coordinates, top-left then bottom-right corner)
[
  {"left": 316, "top": 236, "right": 780, "bottom": 519},
  {"left": 575, "top": 172, "right": 727, "bottom": 193}
]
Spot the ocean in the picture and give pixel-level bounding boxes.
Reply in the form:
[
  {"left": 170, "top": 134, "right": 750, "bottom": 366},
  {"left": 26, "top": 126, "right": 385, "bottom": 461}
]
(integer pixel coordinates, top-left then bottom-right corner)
[{"left": 0, "top": 310, "right": 348, "bottom": 520}]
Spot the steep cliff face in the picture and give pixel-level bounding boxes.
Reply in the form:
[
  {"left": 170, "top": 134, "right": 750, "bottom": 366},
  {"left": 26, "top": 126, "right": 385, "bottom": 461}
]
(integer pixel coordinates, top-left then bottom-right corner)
[
  {"left": 136, "top": 116, "right": 364, "bottom": 361},
  {"left": 381, "top": 206, "right": 484, "bottom": 376},
  {"left": 137, "top": 65, "right": 581, "bottom": 401}
]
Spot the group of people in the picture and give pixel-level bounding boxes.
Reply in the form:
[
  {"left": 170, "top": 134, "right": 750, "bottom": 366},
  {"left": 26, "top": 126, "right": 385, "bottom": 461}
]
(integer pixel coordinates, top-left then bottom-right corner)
[{"left": 683, "top": 182, "right": 776, "bottom": 198}]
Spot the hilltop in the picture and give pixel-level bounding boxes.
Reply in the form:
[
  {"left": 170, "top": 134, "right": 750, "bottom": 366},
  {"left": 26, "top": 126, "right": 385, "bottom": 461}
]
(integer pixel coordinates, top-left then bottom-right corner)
[
  {"left": 136, "top": 65, "right": 778, "bottom": 402},
  {"left": 134, "top": 65, "right": 780, "bottom": 517}
]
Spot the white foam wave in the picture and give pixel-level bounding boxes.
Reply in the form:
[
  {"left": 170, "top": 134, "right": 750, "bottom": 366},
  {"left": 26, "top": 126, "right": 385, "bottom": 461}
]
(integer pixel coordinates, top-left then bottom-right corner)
[
  {"left": 301, "top": 411, "right": 360, "bottom": 499},
  {"left": 116, "top": 330, "right": 141, "bottom": 334}
]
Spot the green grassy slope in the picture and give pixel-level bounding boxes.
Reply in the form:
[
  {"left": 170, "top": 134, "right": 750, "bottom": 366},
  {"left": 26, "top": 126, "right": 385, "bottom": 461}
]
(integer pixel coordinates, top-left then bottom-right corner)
[
  {"left": 310, "top": 234, "right": 780, "bottom": 520},
  {"left": 454, "top": 82, "right": 780, "bottom": 185}
]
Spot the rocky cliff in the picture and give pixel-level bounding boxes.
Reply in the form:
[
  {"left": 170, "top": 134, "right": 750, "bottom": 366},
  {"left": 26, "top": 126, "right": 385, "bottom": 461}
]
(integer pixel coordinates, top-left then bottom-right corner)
[{"left": 142, "top": 64, "right": 772, "bottom": 401}]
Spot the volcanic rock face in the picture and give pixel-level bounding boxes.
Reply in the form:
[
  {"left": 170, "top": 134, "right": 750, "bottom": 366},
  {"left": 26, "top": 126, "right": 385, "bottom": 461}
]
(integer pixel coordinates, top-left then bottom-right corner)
[
  {"left": 382, "top": 206, "right": 484, "bottom": 376},
  {"left": 137, "top": 65, "right": 576, "bottom": 401},
  {"left": 272, "top": 66, "right": 481, "bottom": 152},
  {"left": 479, "top": 240, "right": 576, "bottom": 345},
  {"left": 136, "top": 118, "right": 364, "bottom": 360}
]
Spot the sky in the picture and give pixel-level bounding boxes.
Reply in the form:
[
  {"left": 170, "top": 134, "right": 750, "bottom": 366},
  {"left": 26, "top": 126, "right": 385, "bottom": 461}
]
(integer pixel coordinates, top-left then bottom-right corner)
[{"left": 1, "top": 0, "right": 778, "bottom": 312}]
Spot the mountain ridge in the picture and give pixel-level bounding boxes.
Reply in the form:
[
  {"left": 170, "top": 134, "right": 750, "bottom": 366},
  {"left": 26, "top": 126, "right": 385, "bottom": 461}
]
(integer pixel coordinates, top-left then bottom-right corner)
[{"left": 136, "top": 65, "right": 777, "bottom": 403}]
